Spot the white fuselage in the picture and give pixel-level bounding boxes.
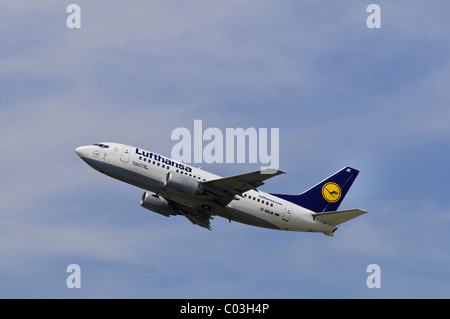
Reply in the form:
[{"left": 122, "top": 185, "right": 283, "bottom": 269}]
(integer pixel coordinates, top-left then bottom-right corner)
[{"left": 75, "top": 143, "right": 336, "bottom": 233}]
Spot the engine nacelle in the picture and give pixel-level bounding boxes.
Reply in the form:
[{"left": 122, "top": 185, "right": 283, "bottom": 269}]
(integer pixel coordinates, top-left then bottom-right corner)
[
  {"left": 140, "top": 192, "right": 177, "bottom": 217},
  {"left": 164, "top": 172, "right": 203, "bottom": 195}
]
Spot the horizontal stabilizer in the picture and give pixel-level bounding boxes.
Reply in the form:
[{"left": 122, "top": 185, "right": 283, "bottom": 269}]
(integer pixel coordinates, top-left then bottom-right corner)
[{"left": 313, "top": 209, "right": 367, "bottom": 225}]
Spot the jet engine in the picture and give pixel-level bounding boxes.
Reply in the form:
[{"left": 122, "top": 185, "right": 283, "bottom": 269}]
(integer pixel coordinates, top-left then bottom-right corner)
[
  {"left": 140, "top": 192, "right": 177, "bottom": 217},
  {"left": 164, "top": 172, "right": 203, "bottom": 195}
]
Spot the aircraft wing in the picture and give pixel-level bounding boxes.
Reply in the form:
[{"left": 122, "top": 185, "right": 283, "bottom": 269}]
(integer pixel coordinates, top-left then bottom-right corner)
[
  {"left": 172, "top": 202, "right": 214, "bottom": 230},
  {"left": 164, "top": 169, "right": 285, "bottom": 229},
  {"left": 202, "top": 168, "right": 285, "bottom": 206},
  {"left": 183, "top": 210, "right": 213, "bottom": 230}
]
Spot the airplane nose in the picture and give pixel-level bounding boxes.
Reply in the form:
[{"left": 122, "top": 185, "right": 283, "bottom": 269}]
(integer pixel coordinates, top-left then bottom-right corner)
[{"left": 75, "top": 145, "right": 89, "bottom": 158}]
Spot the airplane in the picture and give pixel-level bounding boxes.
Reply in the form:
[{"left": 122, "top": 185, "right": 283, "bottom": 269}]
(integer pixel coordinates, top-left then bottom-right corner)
[{"left": 75, "top": 142, "right": 367, "bottom": 236}]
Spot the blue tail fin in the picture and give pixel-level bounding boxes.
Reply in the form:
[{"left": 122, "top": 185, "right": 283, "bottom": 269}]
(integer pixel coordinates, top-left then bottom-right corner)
[{"left": 271, "top": 167, "right": 359, "bottom": 213}]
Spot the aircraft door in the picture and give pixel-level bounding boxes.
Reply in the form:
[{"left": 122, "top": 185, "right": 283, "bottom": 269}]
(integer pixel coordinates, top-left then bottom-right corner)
[
  {"left": 121, "top": 146, "right": 131, "bottom": 162},
  {"left": 283, "top": 203, "right": 292, "bottom": 222}
]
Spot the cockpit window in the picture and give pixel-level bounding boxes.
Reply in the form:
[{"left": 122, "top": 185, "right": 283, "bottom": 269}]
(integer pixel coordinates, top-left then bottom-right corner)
[{"left": 93, "top": 143, "right": 109, "bottom": 148}]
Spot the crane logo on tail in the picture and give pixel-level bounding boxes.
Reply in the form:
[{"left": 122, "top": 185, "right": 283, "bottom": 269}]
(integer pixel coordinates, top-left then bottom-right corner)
[{"left": 322, "top": 182, "right": 341, "bottom": 203}]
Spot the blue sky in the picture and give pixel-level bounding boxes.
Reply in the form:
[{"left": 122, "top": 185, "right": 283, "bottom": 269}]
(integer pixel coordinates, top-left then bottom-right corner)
[{"left": 1, "top": 1, "right": 449, "bottom": 298}]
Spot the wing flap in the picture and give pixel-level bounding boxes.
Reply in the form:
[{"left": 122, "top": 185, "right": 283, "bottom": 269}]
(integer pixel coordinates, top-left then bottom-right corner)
[
  {"left": 313, "top": 209, "right": 367, "bottom": 225},
  {"left": 183, "top": 212, "right": 213, "bottom": 230},
  {"left": 171, "top": 202, "right": 214, "bottom": 230}
]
